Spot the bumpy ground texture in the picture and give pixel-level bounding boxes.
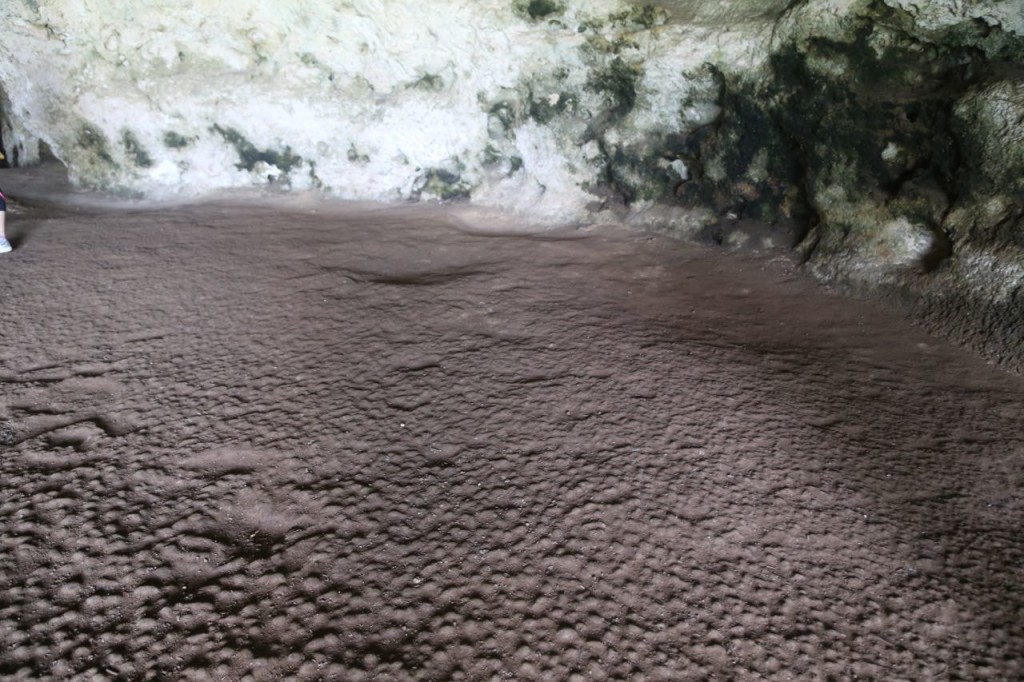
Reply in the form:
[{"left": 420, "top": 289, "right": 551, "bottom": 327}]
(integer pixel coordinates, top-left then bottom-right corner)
[{"left": 1, "top": 186, "right": 1023, "bottom": 680}]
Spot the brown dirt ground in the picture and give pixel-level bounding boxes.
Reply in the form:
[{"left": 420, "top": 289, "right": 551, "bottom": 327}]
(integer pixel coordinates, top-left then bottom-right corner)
[{"left": 1, "top": 171, "right": 1023, "bottom": 680}]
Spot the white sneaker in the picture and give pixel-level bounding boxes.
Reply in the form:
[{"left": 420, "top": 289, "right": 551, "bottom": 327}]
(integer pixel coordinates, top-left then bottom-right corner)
[{"left": 0, "top": 237, "right": 11, "bottom": 253}]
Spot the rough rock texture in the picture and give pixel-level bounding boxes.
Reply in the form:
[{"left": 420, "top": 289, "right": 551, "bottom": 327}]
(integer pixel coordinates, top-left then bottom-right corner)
[
  {"left": 676, "top": 0, "right": 1024, "bottom": 371},
  {"left": 0, "top": 0, "right": 765, "bottom": 223},
  {"left": 1, "top": 192, "right": 1023, "bottom": 679}
]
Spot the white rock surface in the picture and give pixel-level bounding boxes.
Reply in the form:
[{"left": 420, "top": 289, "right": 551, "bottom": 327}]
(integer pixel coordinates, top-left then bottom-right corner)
[
  {"left": 886, "top": 0, "right": 1024, "bottom": 36},
  {"left": 0, "top": 0, "right": 772, "bottom": 223}
]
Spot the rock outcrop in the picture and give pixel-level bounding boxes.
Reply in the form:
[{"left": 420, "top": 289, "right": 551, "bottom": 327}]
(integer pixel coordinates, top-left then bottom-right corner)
[
  {"left": 680, "top": 0, "right": 1024, "bottom": 370},
  {"left": 0, "top": 1, "right": 759, "bottom": 223}
]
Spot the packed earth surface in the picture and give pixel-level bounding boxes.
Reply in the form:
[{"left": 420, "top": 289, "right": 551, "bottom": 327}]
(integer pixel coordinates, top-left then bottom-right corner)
[{"left": 1, "top": 172, "right": 1023, "bottom": 680}]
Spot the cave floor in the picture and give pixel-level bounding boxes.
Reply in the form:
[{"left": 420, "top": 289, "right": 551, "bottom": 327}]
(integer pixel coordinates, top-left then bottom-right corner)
[{"left": 1, "top": 184, "right": 1023, "bottom": 680}]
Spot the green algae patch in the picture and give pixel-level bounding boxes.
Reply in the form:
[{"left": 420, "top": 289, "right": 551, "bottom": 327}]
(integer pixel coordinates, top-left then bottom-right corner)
[
  {"left": 586, "top": 57, "right": 643, "bottom": 119},
  {"left": 76, "top": 123, "right": 113, "bottom": 165},
  {"left": 677, "top": 2, "right": 1024, "bottom": 277},
  {"left": 480, "top": 144, "right": 502, "bottom": 166},
  {"left": 672, "top": 69, "right": 808, "bottom": 230},
  {"left": 528, "top": 90, "right": 579, "bottom": 124},
  {"left": 121, "top": 130, "right": 152, "bottom": 168},
  {"left": 347, "top": 144, "right": 370, "bottom": 165},
  {"left": 605, "top": 143, "right": 675, "bottom": 205},
  {"left": 514, "top": 0, "right": 563, "bottom": 21},
  {"left": 606, "top": 4, "right": 668, "bottom": 30},
  {"left": 477, "top": 144, "right": 523, "bottom": 177},
  {"left": 69, "top": 121, "right": 131, "bottom": 193},
  {"left": 487, "top": 101, "right": 518, "bottom": 133},
  {"left": 671, "top": 4, "right": 1016, "bottom": 253},
  {"left": 762, "top": 25, "right": 971, "bottom": 240},
  {"left": 408, "top": 73, "right": 446, "bottom": 92},
  {"left": 211, "top": 125, "right": 302, "bottom": 174},
  {"left": 163, "top": 131, "right": 192, "bottom": 149},
  {"left": 414, "top": 168, "right": 472, "bottom": 202}
]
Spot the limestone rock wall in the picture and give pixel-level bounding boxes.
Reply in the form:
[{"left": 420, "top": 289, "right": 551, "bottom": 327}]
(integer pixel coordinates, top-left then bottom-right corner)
[
  {"left": 675, "top": 0, "right": 1024, "bottom": 370},
  {"left": 0, "top": 0, "right": 767, "bottom": 223}
]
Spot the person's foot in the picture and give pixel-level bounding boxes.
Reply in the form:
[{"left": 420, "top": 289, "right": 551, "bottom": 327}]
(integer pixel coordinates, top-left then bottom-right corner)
[{"left": 0, "top": 237, "right": 12, "bottom": 253}]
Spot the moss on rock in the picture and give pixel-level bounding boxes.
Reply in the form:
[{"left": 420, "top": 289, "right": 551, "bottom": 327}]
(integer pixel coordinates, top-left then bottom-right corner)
[
  {"left": 672, "top": 2, "right": 1022, "bottom": 270},
  {"left": 673, "top": 68, "right": 809, "bottom": 230},
  {"left": 121, "top": 130, "right": 152, "bottom": 168},
  {"left": 669, "top": 0, "right": 1024, "bottom": 369},
  {"left": 414, "top": 168, "right": 472, "bottom": 202},
  {"left": 513, "top": 0, "right": 563, "bottom": 22},
  {"left": 347, "top": 144, "right": 370, "bottom": 165},
  {"left": 408, "top": 73, "right": 446, "bottom": 92},
  {"left": 211, "top": 124, "right": 302, "bottom": 174},
  {"left": 528, "top": 90, "right": 579, "bottom": 125},
  {"left": 585, "top": 57, "right": 643, "bottom": 119},
  {"left": 606, "top": 4, "right": 668, "bottom": 31},
  {"left": 76, "top": 123, "right": 113, "bottom": 165},
  {"left": 163, "top": 131, "right": 192, "bottom": 149}
]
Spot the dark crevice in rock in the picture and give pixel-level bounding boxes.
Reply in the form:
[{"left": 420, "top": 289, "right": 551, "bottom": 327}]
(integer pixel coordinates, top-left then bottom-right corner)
[
  {"left": 514, "top": 0, "right": 563, "bottom": 22},
  {"left": 673, "top": 65, "right": 811, "bottom": 240}
]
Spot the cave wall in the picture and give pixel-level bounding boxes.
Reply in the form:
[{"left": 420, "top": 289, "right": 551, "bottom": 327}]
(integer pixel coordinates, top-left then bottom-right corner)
[
  {"left": 680, "top": 0, "right": 1024, "bottom": 370},
  {"left": 1, "top": 0, "right": 1022, "bottom": 367},
  {"left": 0, "top": 0, "right": 775, "bottom": 223}
]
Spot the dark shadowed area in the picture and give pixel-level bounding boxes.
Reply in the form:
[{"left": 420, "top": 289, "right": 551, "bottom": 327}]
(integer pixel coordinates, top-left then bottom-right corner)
[{"left": 1, "top": 174, "right": 1023, "bottom": 679}]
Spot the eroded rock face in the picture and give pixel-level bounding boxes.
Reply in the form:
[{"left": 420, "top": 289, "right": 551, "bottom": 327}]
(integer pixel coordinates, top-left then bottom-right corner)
[
  {"left": 0, "top": 0, "right": 768, "bottom": 223},
  {"left": 671, "top": 0, "right": 1024, "bottom": 369},
  {"left": 0, "top": 0, "right": 1022, "bottom": 368}
]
